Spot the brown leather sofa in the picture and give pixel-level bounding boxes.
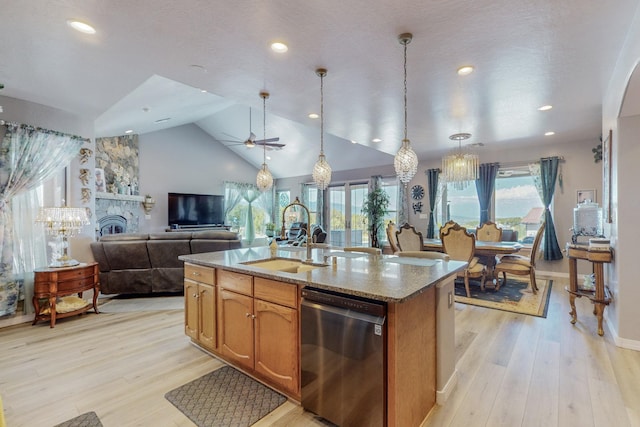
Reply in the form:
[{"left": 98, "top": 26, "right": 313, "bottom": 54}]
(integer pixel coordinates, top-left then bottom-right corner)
[{"left": 90, "top": 230, "right": 241, "bottom": 295}]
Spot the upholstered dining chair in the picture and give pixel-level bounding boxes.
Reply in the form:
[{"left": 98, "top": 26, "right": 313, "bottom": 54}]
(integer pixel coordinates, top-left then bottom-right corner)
[
  {"left": 396, "top": 223, "right": 425, "bottom": 252},
  {"left": 441, "top": 223, "right": 486, "bottom": 297},
  {"left": 439, "top": 220, "right": 458, "bottom": 239},
  {"left": 386, "top": 221, "right": 400, "bottom": 254},
  {"left": 494, "top": 222, "right": 545, "bottom": 294},
  {"left": 343, "top": 247, "right": 382, "bottom": 255},
  {"left": 476, "top": 221, "right": 503, "bottom": 242},
  {"left": 398, "top": 251, "right": 450, "bottom": 261}
]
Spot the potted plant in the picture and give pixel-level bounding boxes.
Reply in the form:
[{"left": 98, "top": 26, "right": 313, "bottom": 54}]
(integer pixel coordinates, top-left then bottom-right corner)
[
  {"left": 265, "top": 222, "right": 277, "bottom": 238},
  {"left": 362, "top": 188, "right": 390, "bottom": 249}
]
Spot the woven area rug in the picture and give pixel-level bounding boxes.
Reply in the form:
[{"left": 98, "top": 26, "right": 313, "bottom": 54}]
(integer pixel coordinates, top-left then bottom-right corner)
[
  {"left": 165, "top": 366, "right": 287, "bottom": 427},
  {"left": 454, "top": 277, "right": 553, "bottom": 318},
  {"left": 54, "top": 411, "right": 102, "bottom": 427}
]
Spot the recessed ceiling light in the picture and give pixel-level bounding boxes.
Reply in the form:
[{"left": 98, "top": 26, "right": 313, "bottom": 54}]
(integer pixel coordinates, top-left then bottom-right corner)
[
  {"left": 308, "top": 113, "right": 319, "bottom": 119},
  {"left": 271, "top": 42, "right": 288, "bottom": 53},
  {"left": 200, "top": 89, "right": 207, "bottom": 93},
  {"left": 372, "top": 138, "right": 382, "bottom": 143},
  {"left": 190, "top": 64, "right": 207, "bottom": 73},
  {"left": 545, "top": 131, "right": 555, "bottom": 136},
  {"left": 266, "top": 156, "right": 271, "bottom": 160},
  {"left": 538, "top": 105, "right": 553, "bottom": 111},
  {"left": 457, "top": 65, "right": 474, "bottom": 76},
  {"left": 66, "top": 20, "right": 96, "bottom": 34},
  {"left": 154, "top": 118, "right": 171, "bottom": 124},
  {"left": 351, "top": 140, "right": 358, "bottom": 144},
  {"left": 124, "top": 129, "right": 133, "bottom": 134}
]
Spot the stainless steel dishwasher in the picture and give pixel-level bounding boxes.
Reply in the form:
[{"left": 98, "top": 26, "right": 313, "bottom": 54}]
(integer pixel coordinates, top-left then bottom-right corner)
[{"left": 301, "top": 287, "right": 387, "bottom": 427}]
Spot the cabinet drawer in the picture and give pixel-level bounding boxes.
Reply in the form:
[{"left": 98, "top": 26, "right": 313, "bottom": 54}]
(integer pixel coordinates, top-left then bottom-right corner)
[
  {"left": 184, "top": 263, "right": 215, "bottom": 285},
  {"left": 254, "top": 277, "right": 298, "bottom": 309},
  {"left": 218, "top": 270, "right": 253, "bottom": 296},
  {"left": 56, "top": 266, "right": 95, "bottom": 281}
]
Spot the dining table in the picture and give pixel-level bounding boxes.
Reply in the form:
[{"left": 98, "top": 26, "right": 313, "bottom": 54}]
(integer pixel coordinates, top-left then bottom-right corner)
[{"left": 422, "top": 238, "right": 523, "bottom": 281}]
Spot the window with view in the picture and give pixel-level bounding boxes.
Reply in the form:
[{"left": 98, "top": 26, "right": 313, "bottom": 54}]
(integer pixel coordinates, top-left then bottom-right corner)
[
  {"left": 380, "top": 178, "right": 399, "bottom": 242},
  {"left": 494, "top": 168, "right": 544, "bottom": 243},
  {"left": 444, "top": 182, "right": 480, "bottom": 229}
]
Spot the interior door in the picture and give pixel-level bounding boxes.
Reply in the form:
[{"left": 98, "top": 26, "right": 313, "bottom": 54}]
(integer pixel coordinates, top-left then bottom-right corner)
[{"left": 328, "top": 183, "right": 368, "bottom": 247}]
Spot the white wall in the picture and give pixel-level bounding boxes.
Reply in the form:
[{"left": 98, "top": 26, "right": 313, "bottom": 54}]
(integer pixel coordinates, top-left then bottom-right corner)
[
  {"left": 137, "top": 123, "right": 260, "bottom": 233},
  {"left": 602, "top": 7, "right": 640, "bottom": 347}
]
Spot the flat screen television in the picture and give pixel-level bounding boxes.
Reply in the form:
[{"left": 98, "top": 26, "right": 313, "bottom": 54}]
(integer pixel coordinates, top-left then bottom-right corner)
[{"left": 168, "top": 192, "right": 225, "bottom": 227}]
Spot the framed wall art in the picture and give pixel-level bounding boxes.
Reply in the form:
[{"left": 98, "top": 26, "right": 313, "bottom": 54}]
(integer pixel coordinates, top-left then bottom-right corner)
[{"left": 602, "top": 129, "right": 613, "bottom": 223}]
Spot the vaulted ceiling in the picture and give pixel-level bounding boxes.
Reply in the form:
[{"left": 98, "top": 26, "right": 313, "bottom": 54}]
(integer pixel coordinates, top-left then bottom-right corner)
[{"left": 0, "top": 0, "right": 638, "bottom": 178}]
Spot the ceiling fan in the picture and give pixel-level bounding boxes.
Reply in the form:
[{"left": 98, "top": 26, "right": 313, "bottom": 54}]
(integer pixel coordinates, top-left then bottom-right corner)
[{"left": 219, "top": 107, "right": 285, "bottom": 150}]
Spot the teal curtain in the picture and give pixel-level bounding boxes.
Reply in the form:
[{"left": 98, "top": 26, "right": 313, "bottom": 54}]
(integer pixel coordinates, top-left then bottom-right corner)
[
  {"left": 224, "top": 181, "right": 271, "bottom": 244},
  {"left": 475, "top": 163, "right": 499, "bottom": 225},
  {"left": 0, "top": 123, "right": 84, "bottom": 316},
  {"left": 426, "top": 169, "right": 439, "bottom": 238},
  {"left": 540, "top": 157, "right": 563, "bottom": 260}
]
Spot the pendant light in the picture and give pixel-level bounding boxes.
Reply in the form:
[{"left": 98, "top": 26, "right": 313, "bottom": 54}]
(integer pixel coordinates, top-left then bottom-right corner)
[
  {"left": 312, "top": 68, "right": 332, "bottom": 190},
  {"left": 394, "top": 33, "right": 419, "bottom": 185},
  {"left": 256, "top": 91, "right": 274, "bottom": 192},
  {"left": 442, "top": 132, "right": 479, "bottom": 190}
]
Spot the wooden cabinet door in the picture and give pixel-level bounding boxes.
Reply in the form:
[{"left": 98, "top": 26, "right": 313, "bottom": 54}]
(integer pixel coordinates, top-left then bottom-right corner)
[
  {"left": 184, "top": 279, "right": 199, "bottom": 340},
  {"left": 198, "top": 283, "right": 216, "bottom": 351},
  {"left": 218, "top": 288, "right": 254, "bottom": 370},
  {"left": 254, "top": 298, "right": 299, "bottom": 395}
]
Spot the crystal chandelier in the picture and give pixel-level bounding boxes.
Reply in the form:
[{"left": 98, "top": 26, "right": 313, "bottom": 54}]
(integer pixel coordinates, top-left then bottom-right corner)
[
  {"left": 394, "top": 33, "right": 419, "bottom": 185},
  {"left": 312, "top": 68, "right": 332, "bottom": 190},
  {"left": 35, "top": 204, "right": 90, "bottom": 267},
  {"left": 256, "top": 91, "right": 274, "bottom": 192},
  {"left": 442, "top": 133, "right": 479, "bottom": 190}
]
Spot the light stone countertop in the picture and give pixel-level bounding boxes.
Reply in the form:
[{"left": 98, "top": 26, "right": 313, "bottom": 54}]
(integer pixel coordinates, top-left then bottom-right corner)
[{"left": 179, "top": 246, "right": 466, "bottom": 303}]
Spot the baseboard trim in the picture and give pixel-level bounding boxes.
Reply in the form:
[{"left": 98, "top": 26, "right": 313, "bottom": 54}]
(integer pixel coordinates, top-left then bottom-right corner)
[
  {"left": 604, "top": 313, "right": 640, "bottom": 351},
  {"left": 436, "top": 368, "right": 458, "bottom": 405}
]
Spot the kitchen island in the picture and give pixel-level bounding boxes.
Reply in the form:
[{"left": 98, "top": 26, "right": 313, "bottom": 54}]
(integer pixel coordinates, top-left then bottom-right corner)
[{"left": 179, "top": 246, "right": 465, "bottom": 427}]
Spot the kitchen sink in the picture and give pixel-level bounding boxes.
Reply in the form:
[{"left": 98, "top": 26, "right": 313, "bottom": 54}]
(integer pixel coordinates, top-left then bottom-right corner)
[{"left": 242, "top": 258, "right": 328, "bottom": 273}]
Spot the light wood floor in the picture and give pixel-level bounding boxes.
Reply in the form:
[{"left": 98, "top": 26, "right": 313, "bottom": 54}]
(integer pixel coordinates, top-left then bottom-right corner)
[{"left": 1, "top": 276, "right": 639, "bottom": 427}]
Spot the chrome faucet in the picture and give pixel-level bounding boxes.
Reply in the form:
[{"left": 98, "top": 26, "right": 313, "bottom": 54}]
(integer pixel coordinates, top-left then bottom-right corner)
[{"left": 281, "top": 196, "right": 313, "bottom": 263}]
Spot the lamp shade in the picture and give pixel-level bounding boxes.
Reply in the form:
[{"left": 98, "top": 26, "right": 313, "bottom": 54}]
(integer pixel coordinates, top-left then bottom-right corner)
[
  {"left": 312, "top": 153, "right": 332, "bottom": 190},
  {"left": 35, "top": 206, "right": 89, "bottom": 267}
]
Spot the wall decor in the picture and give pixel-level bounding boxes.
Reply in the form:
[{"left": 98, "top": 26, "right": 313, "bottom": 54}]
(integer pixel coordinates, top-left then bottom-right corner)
[
  {"left": 411, "top": 184, "right": 424, "bottom": 200},
  {"left": 95, "top": 168, "right": 106, "bottom": 192},
  {"left": 577, "top": 189, "right": 596, "bottom": 204},
  {"left": 412, "top": 201, "right": 423, "bottom": 214},
  {"left": 602, "top": 129, "right": 612, "bottom": 223},
  {"left": 79, "top": 168, "right": 90, "bottom": 186},
  {"left": 81, "top": 187, "right": 91, "bottom": 203},
  {"left": 79, "top": 147, "right": 93, "bottom": 164}
]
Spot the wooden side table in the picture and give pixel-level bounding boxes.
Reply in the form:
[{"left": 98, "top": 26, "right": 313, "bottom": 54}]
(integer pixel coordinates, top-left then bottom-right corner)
[
  {"left": 32, "top": 262, "right": 100, "bottom": 328},
  {"left": 566, "top": 244, "right": 613, "bottom": 336}
]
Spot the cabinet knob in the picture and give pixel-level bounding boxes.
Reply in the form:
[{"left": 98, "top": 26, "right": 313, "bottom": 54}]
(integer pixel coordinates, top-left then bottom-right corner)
[
  {"left": 192, "top": 271, "right": 200, "bottom": 276},
  {"left": 251, "top": 314, "right": 256, "bottom": 319},
  {"left": 245, "top": 312, "right": 251, "bottom": 317},
  {"left": 193, "top": 293, "right": 198, "bottom": 298}
]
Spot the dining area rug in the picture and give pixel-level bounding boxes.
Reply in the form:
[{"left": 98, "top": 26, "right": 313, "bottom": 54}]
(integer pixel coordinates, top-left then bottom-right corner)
[
  {"left": 454, "top": 277, "right": 553, "bottom": 318},
  {"left": 165, "top": 365, "right": 287, "bottom": 427}
]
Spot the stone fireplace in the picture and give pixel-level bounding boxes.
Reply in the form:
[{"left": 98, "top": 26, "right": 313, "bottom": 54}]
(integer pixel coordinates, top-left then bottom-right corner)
[{"left": 95, "top": 192, "right": 144, "bottom": 237}]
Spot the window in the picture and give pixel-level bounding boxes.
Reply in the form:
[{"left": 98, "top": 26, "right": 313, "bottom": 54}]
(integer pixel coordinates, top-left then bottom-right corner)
[
  {"left": 494, "top": 167, "right": 544, "bottom": 243},
  {"left": 380, "top": 178, "right": 399, "bottom": 227},
  {"left": 444, "top": 182, "right": 480, "bottom": 229},
  {"left": 305, "top": 186, "right": 318, "bottom": 226},
  {"left": 276, "top": 190, "right": 290, "bottom": 230}
]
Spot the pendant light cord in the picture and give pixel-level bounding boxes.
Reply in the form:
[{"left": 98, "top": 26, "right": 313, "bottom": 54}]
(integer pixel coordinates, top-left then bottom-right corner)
[
  {"left": 263, "top": 94, "right": 267, "bottom": 164},
  {"left": 320, "top": 72, "right": 324, "bottom": 155},
  {"left": 403, "top": 39, "right": 408, "bottom": 141}
]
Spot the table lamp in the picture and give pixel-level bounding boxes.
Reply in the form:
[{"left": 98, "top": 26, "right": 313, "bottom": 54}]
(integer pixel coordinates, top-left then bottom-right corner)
[{"left": 35, "top": 205, "right": 89, "bottom": 267}]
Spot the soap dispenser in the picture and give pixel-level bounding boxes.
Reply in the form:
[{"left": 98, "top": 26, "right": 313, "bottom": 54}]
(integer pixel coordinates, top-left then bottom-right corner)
[{"left": 269, "top": 239, "right": 278, "bottom": 257}]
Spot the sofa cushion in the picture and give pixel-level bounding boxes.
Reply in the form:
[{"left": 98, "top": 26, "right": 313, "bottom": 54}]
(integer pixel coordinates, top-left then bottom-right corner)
[
  {"left": 102, "top": 270, "right": 152, "bottom": 294},
  {"left": 99, "top": 233, "right": 149, "bottom": 241},
  {"left": 191, "top": 230, "right": 238, "bottom": 240},
  {"left": 90, "top": 242, "right": 111, "bottom": 272},
  {"left": 102, "top": 241, "right": 151, "bottom": 270},
  {"left": 149, "top": 232, "right": 192, "bottom": 240},
  {"left": 147, "top": 240, "right": 191, "bottom": 268},
  {"left": 190, "top": 240, "right": 233, "bottom": 254}
]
